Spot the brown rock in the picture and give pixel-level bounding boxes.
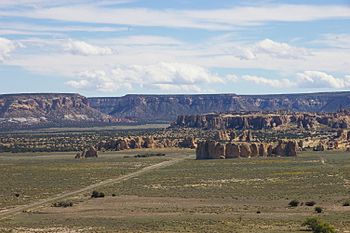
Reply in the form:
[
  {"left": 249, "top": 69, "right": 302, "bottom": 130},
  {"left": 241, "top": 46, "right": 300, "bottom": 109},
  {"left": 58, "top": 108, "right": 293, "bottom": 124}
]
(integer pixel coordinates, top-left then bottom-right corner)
[
  {"left": 258, "top": 143, "right": 268, "bottom": 157},
  {"left": 250, "top": 143, "right": 258, "bottom": 157},
  {"left": 273, "top": 141, "right": 286, "bottom": 156},
  {"left": 285, "top": 141, "right": 297, "bottom": 156},
  {"left": 143, "top": 136, "right": 155, "bottom": 148},
  {"left": 225, "top": 143, "right": 240, "bottom": 158},
  {"left": 85, "top": 146, "right": 98, "bottom": 158},
  {"left": 196, "top": 141, "right": 209, "bottom": 159},
  {"left": 214, "top": 142, "right": 225, "bottom": 159},
  {"left": 239, "top": 143, "right": 251, "bottom": 157},
  {"left": 207, "top": 140, "right": 217, "bottom": 159},
  {"left": 179, "top": 137, "right": 196, "bottom": 148}
]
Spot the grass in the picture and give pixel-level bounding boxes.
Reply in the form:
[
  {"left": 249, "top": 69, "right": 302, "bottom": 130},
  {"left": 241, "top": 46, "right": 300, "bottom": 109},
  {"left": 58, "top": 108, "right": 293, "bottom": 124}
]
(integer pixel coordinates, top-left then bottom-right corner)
[
  {"left": 0, "top": 150, "right": 169, "bottom": 210},
  {"left": 0, "top": 150, "right": 349, "bottom": 232},
  {"left": 102, "top": 151, "right": 350, "bottom": 202}
]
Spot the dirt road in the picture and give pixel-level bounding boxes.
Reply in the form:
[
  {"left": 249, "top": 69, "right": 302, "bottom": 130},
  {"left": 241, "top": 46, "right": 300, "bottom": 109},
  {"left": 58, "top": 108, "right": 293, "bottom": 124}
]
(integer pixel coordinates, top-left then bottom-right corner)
[{"left": 0, "top": 157, "right": 185, "bottom": 220}]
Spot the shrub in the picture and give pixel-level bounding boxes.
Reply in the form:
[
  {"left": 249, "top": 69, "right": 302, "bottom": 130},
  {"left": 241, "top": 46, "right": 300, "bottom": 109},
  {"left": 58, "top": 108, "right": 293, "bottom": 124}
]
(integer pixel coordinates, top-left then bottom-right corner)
[
  {"left": 315, "top": 206, "right": 323, "bottom": 213},
  {"left": 52, "top": 201, "right": 73, "bottom": 208},
  {"left": 302, "top": 217, "right": 336, "bottom": 233},
  {"left": 343, "top": 201, "right": 350, "bottom": 206},
  {"left": 305, "top": 201, "right": 316, "bottom": 206},
  {"left": 288, "top": 199, "right": 300, "bottom": 207},
  {"left": 91, "top": 190, "right": 105, "bottom": 198},
  {"left": 112, "top": 193, "right": 116, "bottom": 197}
]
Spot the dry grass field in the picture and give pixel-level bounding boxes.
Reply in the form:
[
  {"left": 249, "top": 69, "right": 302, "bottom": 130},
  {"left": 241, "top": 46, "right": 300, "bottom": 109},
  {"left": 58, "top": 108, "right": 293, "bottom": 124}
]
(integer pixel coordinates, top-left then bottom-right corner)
[{"left": 0, "top": 150, "right": 349, "bottom": 232}]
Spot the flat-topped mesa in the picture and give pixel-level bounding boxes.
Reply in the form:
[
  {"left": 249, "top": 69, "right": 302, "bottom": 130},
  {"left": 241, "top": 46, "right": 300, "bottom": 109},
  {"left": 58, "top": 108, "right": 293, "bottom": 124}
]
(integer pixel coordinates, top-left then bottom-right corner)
[
  {"left": 172, "top": 112, "right": 350, "bottom": 130},
  {"left": 0, "top": 93, "right": 126, "bottom": 127},
  {"left": 196, "top": 140, "right": 298, "bottom": 159}
]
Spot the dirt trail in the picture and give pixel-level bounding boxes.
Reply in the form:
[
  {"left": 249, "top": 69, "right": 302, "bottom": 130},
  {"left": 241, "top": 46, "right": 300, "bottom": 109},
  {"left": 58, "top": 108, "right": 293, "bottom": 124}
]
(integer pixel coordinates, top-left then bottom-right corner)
[{"left": 0, "top": 157, "right": 184, "bottom": 220}]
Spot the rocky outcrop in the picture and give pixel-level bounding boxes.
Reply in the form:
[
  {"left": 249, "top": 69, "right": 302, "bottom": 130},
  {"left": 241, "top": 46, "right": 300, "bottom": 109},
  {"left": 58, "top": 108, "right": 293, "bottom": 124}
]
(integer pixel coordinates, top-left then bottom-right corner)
[
  {"left": 196, "top": 140, "right": 298, "bottom": 159},
  {"left": 258, "top": 143, "right": 268, "bottom": 157},
  {"left": 238, "top": 130, "right": 253, "bottom": 142},
  {"left": 178, "top": 137, "right": 196, "bottom": 149},
  {"left": 225, "top": 143, "right": 240, "bottom": 158},
  {"left": 96, "top": 136, "right": 196, "bottom": 152},
  {"left": 240, "top": 143, "right": 251, "bottom": 157},
  {"left": 76, "top": 146, "right": 98, "bottom": 158},
  {"left": 172, "top": 112, "right": 350, "bottom": 130},
  {"left": 0, "top": 93, "right": 126, "bottom": 128},
  {"left": 250, "top": 143, "right": 259, "bottom": 157}
]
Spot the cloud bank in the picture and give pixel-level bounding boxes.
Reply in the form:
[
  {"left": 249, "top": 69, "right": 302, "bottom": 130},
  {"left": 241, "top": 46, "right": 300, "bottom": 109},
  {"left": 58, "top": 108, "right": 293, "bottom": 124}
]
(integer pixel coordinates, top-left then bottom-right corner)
[{"left": 66, "top": 62, "right": 224, "bottom": 93}]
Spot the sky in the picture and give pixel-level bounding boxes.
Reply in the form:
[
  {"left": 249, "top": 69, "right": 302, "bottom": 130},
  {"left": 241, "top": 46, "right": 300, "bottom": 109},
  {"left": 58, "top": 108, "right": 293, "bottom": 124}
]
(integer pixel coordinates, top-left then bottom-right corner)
[{"left": 0, "top": 0, "right": 349, "bottom": 97}]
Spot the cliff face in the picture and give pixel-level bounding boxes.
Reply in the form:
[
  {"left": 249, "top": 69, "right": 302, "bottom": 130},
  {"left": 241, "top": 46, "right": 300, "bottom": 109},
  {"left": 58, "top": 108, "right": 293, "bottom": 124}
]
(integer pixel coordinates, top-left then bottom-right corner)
[
  {"left": 0, "top": 93, "right": 119, "bottom": 127},
  {"left": 2, "top": 91, "right": 350, "bottom": 128},
  {"left": 88, "top": 92, "right": 350, "bottom": 121},
  {"left": 172, "top": 112, "right": 350, "bottom": 130}
]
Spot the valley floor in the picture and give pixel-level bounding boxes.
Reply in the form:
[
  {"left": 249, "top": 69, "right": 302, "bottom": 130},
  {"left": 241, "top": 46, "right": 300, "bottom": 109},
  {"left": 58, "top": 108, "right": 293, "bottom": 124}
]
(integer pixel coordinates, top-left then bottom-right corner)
[{"left": 0, "top": 149, "right": 349, "bottom": 232}]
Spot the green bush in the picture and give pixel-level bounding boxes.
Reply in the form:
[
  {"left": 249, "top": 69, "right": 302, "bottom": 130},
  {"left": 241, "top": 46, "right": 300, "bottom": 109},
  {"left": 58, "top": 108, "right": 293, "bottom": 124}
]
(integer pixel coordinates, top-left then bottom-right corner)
[
  {"left": 315, "top": 206, "right": 323, "bottom": 213},
  {"left": 91, "top": 190, "right": 105, "bottom": 198},
  {"left": 343, "top": 201, "right": 350, "bottom": 206},
  {"left": 302, "top": 217, "right": 336, "bottom": 233},
  {"left": 305, "top": 201, "right": 316, "bottom": 206},
  {"left": 288, "top": 199, "right": 300, "bottom": 207},
  {"left": 52, "top": 201, "right": 73, "bottom": 208}
]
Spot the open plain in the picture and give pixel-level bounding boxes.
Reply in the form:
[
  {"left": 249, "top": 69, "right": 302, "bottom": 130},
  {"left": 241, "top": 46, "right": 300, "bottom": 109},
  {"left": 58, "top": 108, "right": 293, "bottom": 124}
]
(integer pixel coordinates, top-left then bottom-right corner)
[{"left": 0, "top": 148, "right": 349, "bottom": 233}]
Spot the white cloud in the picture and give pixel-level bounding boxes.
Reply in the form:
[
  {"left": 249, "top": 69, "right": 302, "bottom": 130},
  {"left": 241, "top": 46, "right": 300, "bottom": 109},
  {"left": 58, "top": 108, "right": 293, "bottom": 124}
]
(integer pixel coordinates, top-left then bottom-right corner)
[
  {"left": 221, "top": 38, "right": 309, "bottom": 60},
  {"left": 63, "top": 39, "right": 113, "bottom": 56},
  {"left": 66, "top": 62, "right": 224, "bottom": 93},
  {"left": 240, "top": 71, "right": 350, "bottom": 90},
  {"left": 226, "top": 74, "right": 238, "bottom": 82},
  {"left": 254, "top": 39, "right": 310, "bottom": 59},
  {"left": 111, "top": 35, "right": 183, "bottom": 46},
  {"left": 0, "top": 5, "right": 349, "bottom": 31},
  {"left": 0, "top": 37, "right": 21, "bottom": 62},
  {"left": 242, "top": 75, "right": 294, "bottom": 88},
  {"left": 296, "top": 71, "right": 350, "bottom": 89}
]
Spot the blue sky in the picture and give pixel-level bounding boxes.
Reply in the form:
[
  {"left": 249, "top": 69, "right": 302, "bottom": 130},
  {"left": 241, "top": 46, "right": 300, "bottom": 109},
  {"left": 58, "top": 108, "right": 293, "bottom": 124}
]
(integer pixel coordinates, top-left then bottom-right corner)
[{"left": 0, "top": 0, "right": 349, "bottom": 96}]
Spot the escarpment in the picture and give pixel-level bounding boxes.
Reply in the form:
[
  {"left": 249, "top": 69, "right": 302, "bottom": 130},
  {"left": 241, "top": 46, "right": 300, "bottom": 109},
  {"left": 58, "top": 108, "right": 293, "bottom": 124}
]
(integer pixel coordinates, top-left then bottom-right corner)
[
  {"left": 172, "top": 112, "right": 350, "bottom": 130},
  {"left": 0, "top": 93, "right": 126, "bottom": 128}
]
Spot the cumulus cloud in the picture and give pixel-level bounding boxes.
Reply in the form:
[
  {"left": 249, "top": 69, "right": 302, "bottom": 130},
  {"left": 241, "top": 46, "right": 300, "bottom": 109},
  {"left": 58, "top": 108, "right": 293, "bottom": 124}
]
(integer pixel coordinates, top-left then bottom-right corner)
[
  {"left": 242, "top": 75, "right": 294, "bottom": 88},
  {"left": 296, "top": 71, "right": 350, "bottom": 89},
  {"left": 66, "top": 62, "right": 224, "bottom": 93},
  {"left": 223, "top": 39, "right": 309, "bottom": 60},
  {"left": 63, "top": 39, "right": 113, "bottom": 56},
  {"left": 0, "top": 37, "right": 21, "bottom": 62},
  {"left": 240, "top": 71, "right": 350, "bottom": 90},
  {"left": 254, "top": 39, "right": 310, "bottom": 59}
]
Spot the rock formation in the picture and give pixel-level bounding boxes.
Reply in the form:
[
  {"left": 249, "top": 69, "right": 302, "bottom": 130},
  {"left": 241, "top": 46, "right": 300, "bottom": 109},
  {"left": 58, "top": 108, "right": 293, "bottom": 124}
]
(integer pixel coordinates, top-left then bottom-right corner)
[
  {"left": 76, "top": 146, "right": 98, "bottom": 159},
  {"left": 0, "top": 93, "right": 126, "bottom": 129},
  {"left": 225, "top": 143, "right": 240, "bottom": 158},
  {"left": 172, "top": 112, "right": 350, "bottom": 130},
  {"left": 196, "top": 140, "right": 298, "bottom": 159}
]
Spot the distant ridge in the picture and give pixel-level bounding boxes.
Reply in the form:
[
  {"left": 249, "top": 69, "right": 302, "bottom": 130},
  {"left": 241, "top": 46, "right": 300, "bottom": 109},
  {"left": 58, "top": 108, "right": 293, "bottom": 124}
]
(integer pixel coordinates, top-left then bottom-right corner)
[
  {"left": 1, "top": 91, "right": 350, "bottom": 128},
  {"left": 88, "top": 91, "right": 350, "bottom": 121},
  {"left": 0, "top": 93, "right": 125, "bottom": 129}
]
